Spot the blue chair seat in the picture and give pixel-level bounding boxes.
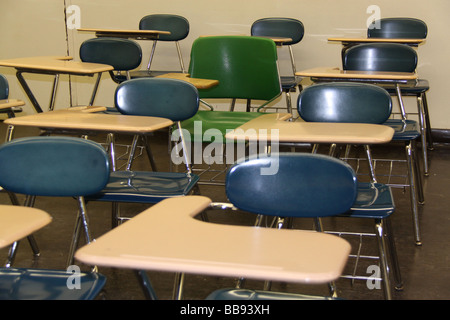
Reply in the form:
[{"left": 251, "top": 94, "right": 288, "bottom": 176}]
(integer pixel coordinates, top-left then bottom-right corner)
[
  {"left": 0, "top": 268, "right": 106, "bottom": 300},
  {"left": 385, "top": 119, "right": 421, "bottom": 140},
  {"left": 206, "top": 288, "right": 337, "bottom": 300},
  {"left": 87, "top": 171, "right": 199, "bottom": 203},
  {"left": 346, "top": 182, "right": 395, "bottom": 219}
]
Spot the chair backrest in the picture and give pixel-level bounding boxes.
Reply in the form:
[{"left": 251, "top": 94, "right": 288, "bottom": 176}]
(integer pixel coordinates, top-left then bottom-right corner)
[
  {"left": 297, "top": 82, "right": 392, "bottom": 124},
  {"left": 188, "top": 36, "right": 281, "bottom": 101},
  {"left": 114, "top": 78, "right": 199, "bottom": 121},
  {"left": 139, "top": 14, "right": 189, "bottom": 42},
  {"left": 226, "top": 153, "right": 357, "bottom": 218},
  {"left": 368, "top": 17, "right": 427, "bottom": 39},
  {"left": 343, "top": 43, "right": 417, "bottom": 73},
  {"left": 0, "top": 137, "right": 110, "bottom": 197},
  {"left": 0, "top": 74, "right": 9, "bottom": 100},
  {"left": 251, "top": 17, "right": 305, "bottom": 46},
  {"left": 80, "top": 37, "right": 142, "bottom": 72}
]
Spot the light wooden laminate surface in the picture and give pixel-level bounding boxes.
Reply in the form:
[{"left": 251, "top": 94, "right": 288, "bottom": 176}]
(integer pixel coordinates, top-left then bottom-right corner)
[
  {"left": 0, "top": 99, "right": 25, "bottom": 110},
  {"left": 156, "top": 73, "right": 219, "bottom": 89},
  {"left": 4, "top": 107, "right": 173, "bottom": 135},
  {"left": 75, "top": 196, "right": 351, "bottom": 284},
  {"left": 0, "top": 56, "right": 113, "bottom": 75},
  {"left": 78, "top": 28, "right": 171, "bottom": 40},
  {"left": 225, "top": 113, "right": 395, "bottom": 144},
  {"left": 328, "top": 37, "right": 425, "bottom": 46},
  {"left": 296, "top": 67, "right": 417, "bottom": 81},
  {"left": 0, "top": 205, "right": 52, "bottom": 249}
]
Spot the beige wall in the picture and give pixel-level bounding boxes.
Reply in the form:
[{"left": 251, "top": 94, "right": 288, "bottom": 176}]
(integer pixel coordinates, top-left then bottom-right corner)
[{"left": 1, "top": 0, "right": 448, "bottom": 129}]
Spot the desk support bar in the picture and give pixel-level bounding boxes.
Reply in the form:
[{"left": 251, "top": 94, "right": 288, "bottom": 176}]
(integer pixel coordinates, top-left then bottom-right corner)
[{"left": 16, "top": 71, "right": 44, "bottom": 113}]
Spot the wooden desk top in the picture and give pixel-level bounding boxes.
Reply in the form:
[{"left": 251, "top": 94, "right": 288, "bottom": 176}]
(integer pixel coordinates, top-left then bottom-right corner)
[
  {"left": 0, "top": 56, "right": 113, "bottom": 75},
  {"left": 75, "top": 196, "right": 351, "bottom": 284},
  {"left": 0, "top": 99, "right": 25, "bottom": 110},
  {"left": 4, "top": 107, "right": 173, "bottom": 134},
  {"left": 328, "top": 37, "right": 425, "bottom": 46},
  {"left": 0, "top": 205, "right": 52, "bottom": 249},
  {"left": 78, "top": 28, "right": 171, "bottom": 40},
  {"left": 156, "top": 73, "right": 219, "bottom": 89},
  {"left": 225, "top": 113, "right": 395, "bottom": 144},
  {"left": 296, "top": 67, "right": 417, "bottom": 81}
]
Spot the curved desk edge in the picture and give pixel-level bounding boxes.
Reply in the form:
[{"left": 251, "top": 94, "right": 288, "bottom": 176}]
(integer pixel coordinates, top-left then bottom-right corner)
[{"left": 75, "top": 196, "right": 351, "bottom": 284}]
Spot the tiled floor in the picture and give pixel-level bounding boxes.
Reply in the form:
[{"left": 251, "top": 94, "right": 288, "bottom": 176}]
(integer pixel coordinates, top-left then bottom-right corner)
[{"left": 1, "top": 123, "right": 449, "bottom": 300}]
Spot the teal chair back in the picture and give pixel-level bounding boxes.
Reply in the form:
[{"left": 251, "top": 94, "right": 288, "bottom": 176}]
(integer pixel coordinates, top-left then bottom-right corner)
[
  {"left": 114, "top": 78, "right": 199, "bottom": 121},
  {"left": 139, "top": 14, "right": 189, "bottom": 42},
  {"left": 251, "top": 17, "right": 305, "bottom": 45},
  {"left": 0, "top": 74, "right": 9, "bottom": 100},
  {"left": 0, "top": 137, "right": 110, "bottom": 197},
  {"left": 80, "top": 37, "right": 142, "bottom": 73},
  {"left": 343, "top": 43, "right": 417, "bottom": 73},
  {"left": 368, "top": 17, "right": 427, "bottom": 39},
  {"left": 225, "top": 153, "right": 357, "bottom": 218},
  {"left": 188, "top": 36, "right": 281, "bottom": 101},
  {"left": 297, "top": 82, "right": 392, "bottom": 124}
]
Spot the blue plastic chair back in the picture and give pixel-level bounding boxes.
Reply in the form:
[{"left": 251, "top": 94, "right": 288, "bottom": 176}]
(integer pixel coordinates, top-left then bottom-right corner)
[
  {"left": 188, "top": 36, "right": 281, "bottom": 101},
  {"left": 0, "top": 74, "right": 9, "bottom": 100},
  {"left": 298, "top": 82, "right": 392, "bottom": 124},
  {"left": 251, "top": 17, "right": 305, "bottom": 45},
  {"left": 0, "top": 137, "right": 110, "bottom": 197},
  {"left": 343, "top": 43, "right": 417, "bottom": 73},
  {"left": 368, "top": 17, "right": 427, "bottom": 39},
  {"left": 226, "top": 153, "right": 357, "bottom": 218},
  {"left": 114, "top": 78, "right": 199, "bottom": 121},
  {"left": 80, "top": 37, "right": 142, "bottom": 71},
  {"left": 139, "top": 14, "right": 189, "bottom": 42}
]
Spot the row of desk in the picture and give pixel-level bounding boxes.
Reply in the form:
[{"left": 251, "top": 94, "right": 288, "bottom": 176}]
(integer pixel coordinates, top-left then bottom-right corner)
[{"left": 0, "top": 29, "right": 422, "bottom": 299}]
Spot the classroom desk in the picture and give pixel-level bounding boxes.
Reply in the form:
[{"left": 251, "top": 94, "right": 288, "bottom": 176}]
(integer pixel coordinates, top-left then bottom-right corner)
[
  {"left": 78, "top": 28, "right": 171, "bottom": 40},
  {"left": 0, "top": 99, "right": 25, "bottom": 117},
  {"left": 3, "top": 106, "right": 174, "bottom": 171},
  {"left": 0, "top": 205, "right": 52, "bottom": 249},
  {"left": 156, "top": 73, "right": 219, "bottom": 90},
  {"left": 296, "top": 67, "right": 417, "bottom": 120},
  {"left": 225, "top": 113, "right": 394, "bottom": 183},
  {"left": 75, "top": 196, "right": 351, "bottom": 296},
  {"left": 0, "top": 56, "right": 114, "bottom": 113},
  {"left": 225, "top": 113, "right": 395, "bottom": 145}
]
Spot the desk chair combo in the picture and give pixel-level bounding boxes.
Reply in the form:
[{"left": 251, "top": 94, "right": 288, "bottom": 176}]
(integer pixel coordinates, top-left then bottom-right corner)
[
  {"left": 296, "top": 82, "right": 403, "bottom": 299},
  {"left": 179, "top": 35, "right": 282, "bottom": 185},
  {"left": 130, "top": 14, "right": 189, "bottom": 78},
  {"left": 367, "top": 17, "right": 432, "bottom": 152},
  {"left": 342, "top": 44, "right": 425, "bottom": 245},
  {"left": 251, "top": 17, "right": 305, "bottom": 115},
  {"left": 86, "top": 78, "right": 201, "bottom": 228},
  {"left": 206, "top": 152, "right": 399, "bottom": 300},
  {"left": 0, "top": 136, "right": 110, "bottom": 269}
]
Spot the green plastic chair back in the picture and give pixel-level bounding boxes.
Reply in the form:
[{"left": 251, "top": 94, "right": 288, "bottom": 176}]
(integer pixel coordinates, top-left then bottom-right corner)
[{"left": 188, "top": 36, "right": 281, "bottom": 102}]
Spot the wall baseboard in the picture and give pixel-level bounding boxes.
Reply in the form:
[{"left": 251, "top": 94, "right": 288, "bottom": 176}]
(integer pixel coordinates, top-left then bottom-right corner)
[{"left": 431, "top": 129, "right": 450, "bottom": 143}]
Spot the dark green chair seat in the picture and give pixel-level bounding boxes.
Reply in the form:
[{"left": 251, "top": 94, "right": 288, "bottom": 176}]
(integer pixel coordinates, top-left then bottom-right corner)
[{"left": 180, "top": 110, "right": 264, "bottom": 143}]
